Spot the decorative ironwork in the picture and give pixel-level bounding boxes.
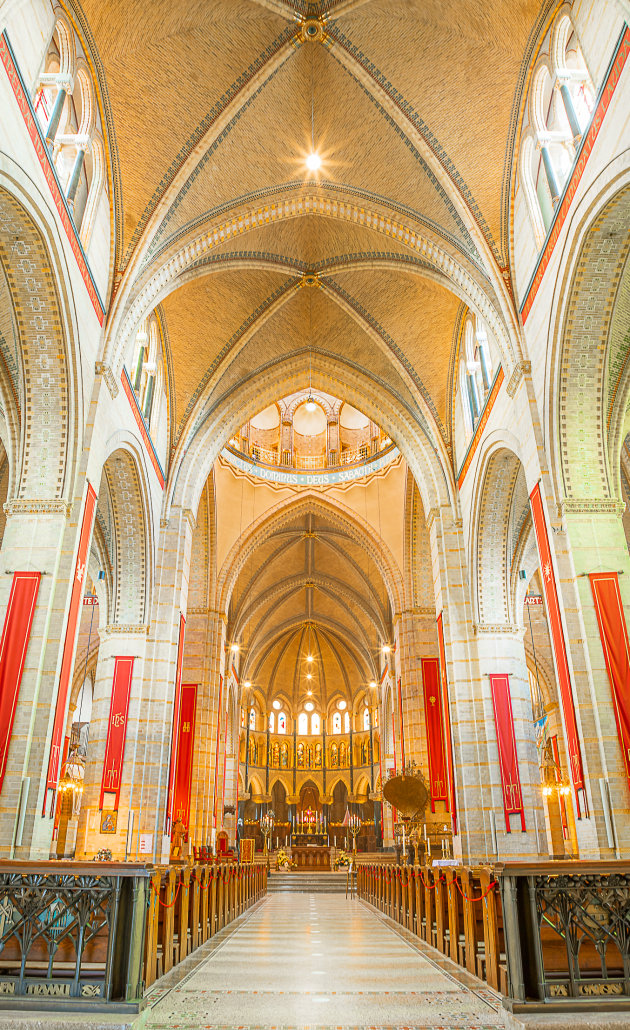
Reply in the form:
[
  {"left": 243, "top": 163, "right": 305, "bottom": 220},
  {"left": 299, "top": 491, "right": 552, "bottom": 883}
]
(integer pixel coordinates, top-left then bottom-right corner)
[
  {"left": 532, "top": 872, "right": 630, "bottom": 999},
  {"left": 0, "top": 865, "right": 150, "bottom": 1010}
]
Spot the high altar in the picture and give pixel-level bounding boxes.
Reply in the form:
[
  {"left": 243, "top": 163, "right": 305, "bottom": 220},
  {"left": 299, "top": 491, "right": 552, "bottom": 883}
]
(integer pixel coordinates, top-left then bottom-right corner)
[{"left": 292, "top": 845, "right": 331, "bottom": 870}]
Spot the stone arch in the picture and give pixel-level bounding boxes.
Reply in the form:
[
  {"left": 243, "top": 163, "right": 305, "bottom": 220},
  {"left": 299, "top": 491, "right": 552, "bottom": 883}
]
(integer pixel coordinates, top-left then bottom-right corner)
[
  {"left": 551, "top": 172, "right": 630, "bottom": 503},
  {"left": 216, "top": 490, "right": 402, "bottom": 622},
  {"left": 109, "top": 202, "right": 516, "bottom": 388},
  {"left": 472, "top": 443, "right": 529, "bottom": 627},
  {"left": 0, "top": 176, "right": 79, "bottom": 503},
  {"left": 97, "top": 445, "right": 151, "bottom": 626},
  {"left": 170, "top": 352, "right": 454, "bottom": 527}
]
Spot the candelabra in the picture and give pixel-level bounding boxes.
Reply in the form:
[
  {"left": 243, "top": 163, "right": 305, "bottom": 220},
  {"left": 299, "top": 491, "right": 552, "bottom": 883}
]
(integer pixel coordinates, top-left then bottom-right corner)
[
  {"left": 347, "top": 813, "right": 361, "bottom": 854},
  {"left": 260, "top": 809, "right": 275, "bottom": 871}
]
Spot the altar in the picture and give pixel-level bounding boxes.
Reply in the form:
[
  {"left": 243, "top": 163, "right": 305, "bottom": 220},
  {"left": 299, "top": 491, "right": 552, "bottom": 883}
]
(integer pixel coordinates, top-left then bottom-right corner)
[{"left": 291, "top": 845, "right": 331, "bottom": 871}]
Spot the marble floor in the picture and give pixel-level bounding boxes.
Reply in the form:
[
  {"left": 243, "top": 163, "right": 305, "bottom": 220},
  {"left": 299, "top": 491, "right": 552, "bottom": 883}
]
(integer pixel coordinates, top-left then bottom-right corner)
[{"left": 143, "top": 892, "right": 506, "bottom": 1030}]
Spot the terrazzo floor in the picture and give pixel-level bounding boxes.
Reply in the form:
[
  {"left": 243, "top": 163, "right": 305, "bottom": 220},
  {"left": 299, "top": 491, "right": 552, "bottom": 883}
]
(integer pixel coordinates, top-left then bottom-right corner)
[{"left": 143, "top": 892, "right": 507, "bottom": 1030}]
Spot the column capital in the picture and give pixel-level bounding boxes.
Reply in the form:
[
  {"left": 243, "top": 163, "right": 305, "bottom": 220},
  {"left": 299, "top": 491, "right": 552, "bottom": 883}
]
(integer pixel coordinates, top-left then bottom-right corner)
[{"left": 94, "top": 361, "right": 119, "bottom": 398}]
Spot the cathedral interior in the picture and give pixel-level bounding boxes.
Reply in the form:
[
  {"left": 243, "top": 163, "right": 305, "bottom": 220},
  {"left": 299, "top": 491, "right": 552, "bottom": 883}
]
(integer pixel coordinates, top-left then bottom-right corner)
[{"left": 0, "top": 0, "right": 629, "bottom": 1027}]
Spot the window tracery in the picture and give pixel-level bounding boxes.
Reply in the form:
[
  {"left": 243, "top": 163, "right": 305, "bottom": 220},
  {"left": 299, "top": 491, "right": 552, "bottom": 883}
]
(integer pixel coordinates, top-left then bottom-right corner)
[{"left": 519, "top": 8, "right": 594, "bottom": 249}]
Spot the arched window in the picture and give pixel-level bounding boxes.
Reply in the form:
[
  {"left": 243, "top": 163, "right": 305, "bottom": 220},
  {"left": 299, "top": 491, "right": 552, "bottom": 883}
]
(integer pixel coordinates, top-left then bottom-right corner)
[
  {"left": 521, "top": 18, "right": 594, "bottom": 251},
  {"left": 130, "top": 316, "right": 162, "bottom": 436},
  {"left": 344, "top": 712, "right": 350, "bottom": 733},
  {"left": 278, "top": 711, "right": 287, "bottom": 734},
  {"left": 268, "top": 712, "right": 275, "bottom": 732},
  {"left": 311, "top": 713, "right": 320, "bottom": 735},
  {"left": 363, "top": 707, "right": 370, "bottom": 730},
  {"left": 298, "top": 712, "right": 308, "bottom": 735},
  {"left": 249, "top": 708, "right": 256, "bottom": 730},
  {"left": 332, "top": 712, "right": 342, "bottom": 734},
  {"left": 373, "top": 707, "right": 379, "bottom": 728},
  {"left": 330, "top": 742, "right": 338, "bottom": 767}
]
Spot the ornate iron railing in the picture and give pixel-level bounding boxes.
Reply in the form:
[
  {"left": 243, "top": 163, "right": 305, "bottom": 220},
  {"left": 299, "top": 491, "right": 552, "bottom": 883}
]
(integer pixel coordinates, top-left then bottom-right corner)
[
  {"left": 0, "top": 862, "right": 151, "bottom": 1011},
  {"left": 498, "top": 861, "right": 630, "bottom": 1009}
]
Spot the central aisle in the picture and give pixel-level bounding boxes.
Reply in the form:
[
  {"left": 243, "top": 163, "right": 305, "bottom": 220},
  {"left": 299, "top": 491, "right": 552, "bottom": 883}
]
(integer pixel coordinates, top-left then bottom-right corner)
[{"left": 144, "top": 893, "right": 505, "bottom": 1029}]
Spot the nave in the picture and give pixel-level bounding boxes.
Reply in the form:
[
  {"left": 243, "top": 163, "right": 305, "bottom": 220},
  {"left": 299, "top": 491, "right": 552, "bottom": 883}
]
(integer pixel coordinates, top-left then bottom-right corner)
[{"left": 143, "top": 892, "right": 504, "bottom": 1030}]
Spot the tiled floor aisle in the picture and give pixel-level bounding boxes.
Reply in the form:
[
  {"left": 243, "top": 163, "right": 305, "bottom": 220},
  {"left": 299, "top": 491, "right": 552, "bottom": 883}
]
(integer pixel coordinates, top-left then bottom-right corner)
[{"left": 143, "top": 893, "right": 506, "bottom": 1030}]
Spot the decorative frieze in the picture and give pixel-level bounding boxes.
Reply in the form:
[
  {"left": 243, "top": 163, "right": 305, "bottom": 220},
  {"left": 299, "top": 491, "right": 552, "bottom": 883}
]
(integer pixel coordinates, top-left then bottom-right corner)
[
  {"left": 3, "top": 499, "right": 71, "bottom": 517},
  {"left": 104, "top": 623, "right": 149, "bottom": 635},
  {"left": 558, "top": 498, "right": 626, "bottom": 516}
]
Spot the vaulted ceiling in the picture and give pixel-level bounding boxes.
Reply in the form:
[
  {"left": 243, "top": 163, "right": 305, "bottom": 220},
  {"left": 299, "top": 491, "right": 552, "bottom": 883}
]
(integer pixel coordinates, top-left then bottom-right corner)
[
  {"left": 228, "top": 508, "right": 392, "bottom": 711},
  {"left": 85, "top": 0, "right": 547, "bottom": 474}
]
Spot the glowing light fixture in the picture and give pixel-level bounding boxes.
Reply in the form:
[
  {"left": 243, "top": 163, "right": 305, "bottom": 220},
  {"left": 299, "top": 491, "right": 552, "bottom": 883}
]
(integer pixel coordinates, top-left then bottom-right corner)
[
  {"left": 307, "top": 672, "right": 313, "bottom": 681},
  {"left": 306, "top": 151, "right": 321, "bottom": 173},
  {"left": 382, "top": 644, "right": 391, "bottom": 655},
  {"left": 369, "top": 680, "right": 377, "bottom": 689},
  {"left": 230, "top": 642, "right": 239, "bottom": 653},
  {"left": 305, "top": 396, "right": 317, "bottom": 411},
  {"left": 244, "top": 680, "right": 252, "bottom": 689},
  {"left": 307, "top": 688, "right": 312, "bottom": 696},
  {"left": 307, "top": 654, "right": 314, "bottom": 663}
]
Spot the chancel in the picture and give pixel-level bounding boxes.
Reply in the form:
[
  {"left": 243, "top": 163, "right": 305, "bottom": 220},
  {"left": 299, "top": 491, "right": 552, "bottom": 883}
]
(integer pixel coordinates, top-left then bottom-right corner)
[{"left": 0, "top": 1, "right": 629, "bottom": 1027}]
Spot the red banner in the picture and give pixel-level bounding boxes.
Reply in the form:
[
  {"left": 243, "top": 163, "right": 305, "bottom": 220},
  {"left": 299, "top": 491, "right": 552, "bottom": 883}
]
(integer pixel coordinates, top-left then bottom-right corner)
[
  {"left": 166, "top": 613, "right": 186, "bottom": 829},
  {"left": 421, "top": 658, "right": 448, "bottom": 811},
  {"left": 99, "top": 657, "right": 134, "bottom": 809},
  {"left": 0, "top": 572, "right": 41, "bottom": 792},
  {"left": 172, "top": 684, "right": 197, "bottom": 830},
  {"left": 212, "top": 674, "right": 223, "bottom": 828},
  {"left": 45, "top": 483, "right": 97, "bottom": 810},
  {"left": 436, "top": 613, "right": 457, "bottom": 834},
  {"left": 397, "top": 677, "right": 406, "bottom": 770},
  {"left": 529, "top": 484, "right": 585, "bottom": 812},
  {"left": 589, "top": 572, "right": 630, "bottom": 790},
  {"left": 489, "top": 674, "right": 526, "bottom": 832}
]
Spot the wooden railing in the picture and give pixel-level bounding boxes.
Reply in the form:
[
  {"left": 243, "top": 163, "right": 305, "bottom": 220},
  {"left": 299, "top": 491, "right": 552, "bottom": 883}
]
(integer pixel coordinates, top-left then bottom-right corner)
[
  {"left": 144, "top": 860, "right": 267, "bottom": 989},
  {"left": 358, "top": 861, "right": 630, "bottom": 1011},
  {"left": 357, "top": 863, "right": 505, "bottom": 993},
  {"left": 0, "top": 859, "right": 266, "bottom": 1013}
]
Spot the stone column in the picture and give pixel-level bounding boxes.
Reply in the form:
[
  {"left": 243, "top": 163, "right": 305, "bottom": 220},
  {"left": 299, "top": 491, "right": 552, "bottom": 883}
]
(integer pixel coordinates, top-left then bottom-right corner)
[
  {"left": 557, "top": 501, "right": 630, "bottom": 856},
  {"left": 327, "top": 416, "right": 339, "bottom": 465},
  {"left": 75, "top": 625, "right": 149, "bottom": 860},
  {"left": 0, "top": 497, "right": 96, "bottom": 859},
  {"left": 428, "top": 507, "right": 492, "bottom": 863},
  {"left": 473, "top": 628, "right": 548, "bottom": 860},
  {"left": 128, "top": 507, "right": 194, "bottom": 862}
]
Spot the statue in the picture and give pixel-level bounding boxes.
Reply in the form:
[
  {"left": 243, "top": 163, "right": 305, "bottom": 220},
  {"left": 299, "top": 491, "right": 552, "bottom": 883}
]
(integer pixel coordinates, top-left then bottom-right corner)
[{"left": 170, "top": 818, "right": 186, "bottom": 860}]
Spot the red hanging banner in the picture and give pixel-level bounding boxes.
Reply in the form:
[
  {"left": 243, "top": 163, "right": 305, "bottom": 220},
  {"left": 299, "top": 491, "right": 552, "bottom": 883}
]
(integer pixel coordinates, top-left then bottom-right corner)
[
  {"left": 99, "top": 657, "right": 134, "bottom": 809},
  {"left": 489, "top": 673, "right": 526, "bottom": 832},
  {"left": 212, "top": 674, "right": 223, "bottom": 828},
  {"left": 172, "top": 683, "right": 197, "bottom": 830},
  {"left": 166, "top": 613, "right": 186, "bottom": 830},
  {"left": 589, "top": 572, "right": 630, "bottom": 790},
  {"left": 436, "top": 613, "right": 457, "bottom": 834},
  {"left": 529, "top": 484, "right": 585, "bottom": 811},
  {"left": 0, "top": 571, "right": 41, "bottom": 793},
  {"left": 421, "top": 658, "right": 448, "bottom": 811},
  {"left": 45, "top": 483, "right": 97, "bottom": 810},
  {"left": 397, "top": 677, "right": 406, "bottom": 771}
]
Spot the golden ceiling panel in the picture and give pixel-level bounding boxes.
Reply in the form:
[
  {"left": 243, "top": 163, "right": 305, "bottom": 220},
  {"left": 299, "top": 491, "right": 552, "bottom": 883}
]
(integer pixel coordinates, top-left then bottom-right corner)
[
  {"left": 334, "top": 0, "right": 544, "bottom": 258},
  {"left": 153, "top": 42, "right": 473, "bottom": 256},
  {"left": 79, "top": 0, "right": 288, "bottom": 257},
  {"left": 159, "top": 266, "right": 290, "bottom": 427}
]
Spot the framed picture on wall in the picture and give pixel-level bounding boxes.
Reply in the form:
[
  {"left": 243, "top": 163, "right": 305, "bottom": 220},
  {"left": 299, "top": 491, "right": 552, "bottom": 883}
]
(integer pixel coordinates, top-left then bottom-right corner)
[
  {"left": 240, "top": 837, "right": 254, "bottom": 864},
  {"left": 100, "top": 809, "right": 118, "bottom": 834}
]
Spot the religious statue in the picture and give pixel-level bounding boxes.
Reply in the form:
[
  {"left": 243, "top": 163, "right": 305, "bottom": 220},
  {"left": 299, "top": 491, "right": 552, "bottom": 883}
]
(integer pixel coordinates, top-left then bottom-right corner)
[{"left": 170, "top": 818, "right": 186, "bottom": 860}]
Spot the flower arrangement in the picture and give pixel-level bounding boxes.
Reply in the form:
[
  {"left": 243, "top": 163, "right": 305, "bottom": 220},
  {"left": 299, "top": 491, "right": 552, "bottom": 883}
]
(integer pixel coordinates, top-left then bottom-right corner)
[
  {"left": 94, "top": 848, "right": 112, "bottom": 862},
  {"left": 335, "top": 850, "right": 350, "bottom": 868},
  {"left": 275, "top": 848, "right": 292, "bottom": 870}
]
